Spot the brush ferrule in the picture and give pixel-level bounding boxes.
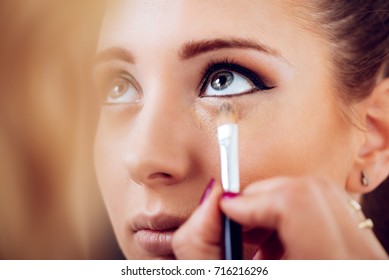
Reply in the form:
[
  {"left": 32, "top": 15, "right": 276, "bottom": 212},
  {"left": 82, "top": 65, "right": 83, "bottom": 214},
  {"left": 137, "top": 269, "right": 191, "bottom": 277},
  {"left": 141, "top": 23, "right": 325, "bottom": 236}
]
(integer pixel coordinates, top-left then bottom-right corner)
[{"left": 218, "top": 124, "right": 240, "bottom": 193}]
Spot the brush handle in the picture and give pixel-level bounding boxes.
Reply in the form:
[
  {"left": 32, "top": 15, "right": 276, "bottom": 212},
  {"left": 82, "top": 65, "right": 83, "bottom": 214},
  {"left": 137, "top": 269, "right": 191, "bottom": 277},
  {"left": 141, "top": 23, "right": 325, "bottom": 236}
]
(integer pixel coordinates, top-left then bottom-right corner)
[{"left": 223, "top": 214, "right": 243, "bottom": 260}]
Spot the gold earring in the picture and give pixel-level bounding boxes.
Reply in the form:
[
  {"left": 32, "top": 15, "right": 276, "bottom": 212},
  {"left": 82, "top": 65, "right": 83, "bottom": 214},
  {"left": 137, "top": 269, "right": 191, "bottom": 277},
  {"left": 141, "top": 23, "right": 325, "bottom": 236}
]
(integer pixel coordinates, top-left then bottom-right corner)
[{"left": 361, "top": 171, "right": 369, "bottom": 187}]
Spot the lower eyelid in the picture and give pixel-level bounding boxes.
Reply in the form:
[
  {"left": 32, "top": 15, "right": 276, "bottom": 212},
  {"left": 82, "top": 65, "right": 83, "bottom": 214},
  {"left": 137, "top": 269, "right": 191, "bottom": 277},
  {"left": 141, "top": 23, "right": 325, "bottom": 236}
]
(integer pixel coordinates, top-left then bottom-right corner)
[{"left": 204, "top": 87, "right": 262, "bottom": 98}]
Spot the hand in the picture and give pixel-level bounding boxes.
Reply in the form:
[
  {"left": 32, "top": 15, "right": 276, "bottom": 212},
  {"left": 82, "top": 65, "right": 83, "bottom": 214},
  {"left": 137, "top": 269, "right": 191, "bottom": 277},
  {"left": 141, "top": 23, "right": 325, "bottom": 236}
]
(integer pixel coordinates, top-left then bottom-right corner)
[
  {"left": 172, "top": 179, "right": 223, "bottom": 259},
  {"left": 173, "top": 176, "right": 388, "bottom": 259}
]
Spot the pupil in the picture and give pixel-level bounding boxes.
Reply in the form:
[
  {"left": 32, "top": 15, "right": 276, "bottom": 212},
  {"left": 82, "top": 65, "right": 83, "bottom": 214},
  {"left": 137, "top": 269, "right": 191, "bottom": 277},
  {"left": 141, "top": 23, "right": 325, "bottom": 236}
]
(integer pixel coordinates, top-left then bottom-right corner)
[
  {"left": 111, "top": 82, "right": 127, "bottom": 98},
  {"left": 211, "top": 71, "right": 234, "bottom": 90}
]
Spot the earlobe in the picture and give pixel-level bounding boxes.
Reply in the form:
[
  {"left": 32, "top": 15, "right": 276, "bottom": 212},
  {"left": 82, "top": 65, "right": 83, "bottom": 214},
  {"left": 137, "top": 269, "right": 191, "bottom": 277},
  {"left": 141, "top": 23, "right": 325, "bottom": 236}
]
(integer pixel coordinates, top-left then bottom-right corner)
[
  {"left": 346, "top": 78, "right": 389, "bottom": 194},
  {"left": 360, "top": 171, "right": 370, "bottom": 187}
]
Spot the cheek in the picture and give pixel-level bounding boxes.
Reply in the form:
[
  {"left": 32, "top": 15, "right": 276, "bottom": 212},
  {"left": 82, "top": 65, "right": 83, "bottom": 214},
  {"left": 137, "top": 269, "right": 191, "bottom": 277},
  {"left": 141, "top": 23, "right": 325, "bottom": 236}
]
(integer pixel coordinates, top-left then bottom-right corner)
[
  {"left": 238, "top": 97, "right": 355, "bottom": 188},
  {"left": 94, "top": 120, "right": 146, "bottom": 258},
  {"left": 94, "top": 119, "right": 123, "bottom": 199},
  {"left": 94, "top": 119, "right": 131, "bottom": 224}
]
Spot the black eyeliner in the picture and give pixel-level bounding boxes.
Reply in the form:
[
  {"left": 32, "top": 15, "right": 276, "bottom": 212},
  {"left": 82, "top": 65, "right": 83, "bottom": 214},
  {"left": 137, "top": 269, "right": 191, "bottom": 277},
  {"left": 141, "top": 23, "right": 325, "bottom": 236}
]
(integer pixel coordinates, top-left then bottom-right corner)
[{"left": 198, "top": 59, "right": 273, "bottom": 97}]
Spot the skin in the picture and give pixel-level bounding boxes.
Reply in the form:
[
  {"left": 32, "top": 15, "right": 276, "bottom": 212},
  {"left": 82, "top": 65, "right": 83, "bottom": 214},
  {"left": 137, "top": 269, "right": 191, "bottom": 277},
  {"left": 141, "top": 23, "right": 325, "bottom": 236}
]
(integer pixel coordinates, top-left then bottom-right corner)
[{"left": 94, "top": 0, "right": 389, "bottom": 259}]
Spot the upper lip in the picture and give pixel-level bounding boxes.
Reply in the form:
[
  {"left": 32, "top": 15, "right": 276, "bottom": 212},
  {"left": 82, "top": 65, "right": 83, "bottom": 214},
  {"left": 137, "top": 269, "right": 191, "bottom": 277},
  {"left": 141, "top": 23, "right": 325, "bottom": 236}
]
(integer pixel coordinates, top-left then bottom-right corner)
[{"left": 131, "top": 212, "right": 186, "bottom": 232}]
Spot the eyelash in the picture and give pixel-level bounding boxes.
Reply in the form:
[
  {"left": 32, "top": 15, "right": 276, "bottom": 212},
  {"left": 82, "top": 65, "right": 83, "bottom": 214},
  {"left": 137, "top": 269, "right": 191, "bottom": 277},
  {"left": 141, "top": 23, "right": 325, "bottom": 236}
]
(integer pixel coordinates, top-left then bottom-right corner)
[
  {"left": 97, "top": 59, "right": 274, "bottom": 104},
  {"left": 198, "top": 58, "right": 273, "bottom": 97}
]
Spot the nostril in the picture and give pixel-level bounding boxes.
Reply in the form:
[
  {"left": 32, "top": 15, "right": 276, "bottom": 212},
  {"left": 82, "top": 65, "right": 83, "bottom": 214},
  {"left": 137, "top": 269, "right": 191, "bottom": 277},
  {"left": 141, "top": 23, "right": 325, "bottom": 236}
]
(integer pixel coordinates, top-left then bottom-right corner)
[{"left": 148, "top": 172, "right": 173, "bottom": 180}]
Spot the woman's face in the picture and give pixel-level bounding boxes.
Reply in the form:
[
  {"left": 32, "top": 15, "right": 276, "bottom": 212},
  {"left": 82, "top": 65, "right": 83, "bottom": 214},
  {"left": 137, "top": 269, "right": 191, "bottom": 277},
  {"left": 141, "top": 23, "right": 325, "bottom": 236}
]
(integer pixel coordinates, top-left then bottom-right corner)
[{"left": 94, "top": 0, "right": 359, "bottom": 259}]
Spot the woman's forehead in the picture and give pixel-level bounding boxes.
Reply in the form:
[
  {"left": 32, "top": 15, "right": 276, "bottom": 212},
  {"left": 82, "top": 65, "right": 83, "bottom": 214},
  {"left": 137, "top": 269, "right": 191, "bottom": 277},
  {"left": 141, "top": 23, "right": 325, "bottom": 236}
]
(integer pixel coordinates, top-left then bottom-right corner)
[{"left": 98, "top": 0, "right": 308, "bottom": 57}]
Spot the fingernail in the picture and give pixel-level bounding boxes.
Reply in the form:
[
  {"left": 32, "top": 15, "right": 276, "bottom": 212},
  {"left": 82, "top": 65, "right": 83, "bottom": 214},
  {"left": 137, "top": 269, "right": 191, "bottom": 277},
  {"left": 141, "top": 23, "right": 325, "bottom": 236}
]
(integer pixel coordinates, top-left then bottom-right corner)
[
  {"left": 222, "top": 192, "right": 239, "bottom": 199},
  {"left": 199, "top": 178, "right": 215, "bottom": 204}
]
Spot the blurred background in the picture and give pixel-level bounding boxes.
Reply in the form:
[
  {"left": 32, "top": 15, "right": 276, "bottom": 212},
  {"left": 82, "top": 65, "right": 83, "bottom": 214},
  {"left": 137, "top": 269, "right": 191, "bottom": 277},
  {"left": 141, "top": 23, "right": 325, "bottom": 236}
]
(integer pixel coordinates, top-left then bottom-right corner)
[
  {"left": 0, "top": 0, "right": 123, "bottom": 259},
  {"left": 0, "top": 0, "right": 387, "bottom": 259}
]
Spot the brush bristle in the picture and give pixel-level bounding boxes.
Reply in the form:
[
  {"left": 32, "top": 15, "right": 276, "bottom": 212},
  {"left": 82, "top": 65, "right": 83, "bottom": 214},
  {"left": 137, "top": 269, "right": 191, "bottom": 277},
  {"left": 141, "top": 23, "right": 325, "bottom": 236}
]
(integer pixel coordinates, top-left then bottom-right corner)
[{"left": 217, "top": 102, "right": 237, "bottom": 126}]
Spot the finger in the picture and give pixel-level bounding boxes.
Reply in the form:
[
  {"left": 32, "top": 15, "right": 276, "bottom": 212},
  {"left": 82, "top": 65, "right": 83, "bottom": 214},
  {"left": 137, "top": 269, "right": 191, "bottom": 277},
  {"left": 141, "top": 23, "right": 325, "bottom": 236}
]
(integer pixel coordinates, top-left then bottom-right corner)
[
  {"left": 221, "top": 177, "right": 337, "bottom": 230},
  {"left": 259, "top": 231, "right": 285, "bottom": 260},
  {"left": 243, "top": 227, "right": 273, "bottom": 245},
  {"left": 220, "top": 179, "right": 287, "bottom": 230},
  {"left": 222, "top": 176, "right": 387, "bottom": 259},
  {"left": 221, "top": 177, "right": 345, "bottom": 259},
  {"left": 221, "top": 177, "right": 316, "bottom": 230},
  {"left": 172, "top": 180, "right": 223, "bottom": 259}
]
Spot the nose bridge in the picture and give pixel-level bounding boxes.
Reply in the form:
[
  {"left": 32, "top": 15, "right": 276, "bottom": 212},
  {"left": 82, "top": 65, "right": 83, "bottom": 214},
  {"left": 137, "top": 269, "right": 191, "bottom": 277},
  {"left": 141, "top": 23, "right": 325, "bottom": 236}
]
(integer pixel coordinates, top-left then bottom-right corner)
[
  {"left": 142, "top": 73, "right": 188, "bottom": 149},
  {"left": 125, "top": 81, "right": 191, "bottom": 186},
  {"left": 145, "top": 83, "right": 182, "bottom": 137}
]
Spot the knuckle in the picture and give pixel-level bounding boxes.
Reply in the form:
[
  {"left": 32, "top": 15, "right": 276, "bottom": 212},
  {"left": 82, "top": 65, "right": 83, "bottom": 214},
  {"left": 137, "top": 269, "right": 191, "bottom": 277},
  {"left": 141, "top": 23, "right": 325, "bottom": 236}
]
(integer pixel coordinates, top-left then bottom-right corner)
[{"left": 281, "top": 176, "right": 324, "bottom": 209}]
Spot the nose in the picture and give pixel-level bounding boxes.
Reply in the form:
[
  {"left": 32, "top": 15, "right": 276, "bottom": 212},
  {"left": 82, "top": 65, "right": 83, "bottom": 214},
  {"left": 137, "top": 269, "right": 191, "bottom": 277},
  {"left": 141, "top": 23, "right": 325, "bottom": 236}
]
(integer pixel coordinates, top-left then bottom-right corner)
[{"left": 125, "top": 93, "right": 193, "bottom": 187}]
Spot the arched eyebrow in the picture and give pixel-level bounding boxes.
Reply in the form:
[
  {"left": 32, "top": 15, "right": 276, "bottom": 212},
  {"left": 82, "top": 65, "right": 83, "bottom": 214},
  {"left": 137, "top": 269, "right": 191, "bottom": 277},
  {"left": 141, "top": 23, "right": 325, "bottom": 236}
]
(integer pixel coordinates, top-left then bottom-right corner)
[
  {"left": 94, "top": 38, "right": 288, "bottom": 65},
  {"left": 179, "top": 38, "right": 286, "bottom": 61}
]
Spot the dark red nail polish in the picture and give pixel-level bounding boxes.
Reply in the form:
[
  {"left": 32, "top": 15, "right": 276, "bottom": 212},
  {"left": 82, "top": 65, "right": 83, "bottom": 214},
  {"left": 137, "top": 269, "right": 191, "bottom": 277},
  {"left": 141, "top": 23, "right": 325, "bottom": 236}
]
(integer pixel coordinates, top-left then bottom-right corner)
[
  {"left": 222, "top": 192, "right": 239, "bottom": 199},
  {"left": 199, "top": 178, "right": 215, "bottom": 204}
]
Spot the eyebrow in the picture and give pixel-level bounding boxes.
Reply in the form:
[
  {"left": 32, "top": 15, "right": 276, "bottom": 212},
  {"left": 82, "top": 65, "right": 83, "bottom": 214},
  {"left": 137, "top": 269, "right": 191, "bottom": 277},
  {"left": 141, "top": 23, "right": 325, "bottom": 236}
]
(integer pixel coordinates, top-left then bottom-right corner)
[
  {"left": 179, "top": 38, "right": 283, "bottom": 60},
  {"left": 95, "top": 38, "right": 286, "bottom": 65},
  {"left": 95, "top": 46, "right": 135, "bottom": 65}
]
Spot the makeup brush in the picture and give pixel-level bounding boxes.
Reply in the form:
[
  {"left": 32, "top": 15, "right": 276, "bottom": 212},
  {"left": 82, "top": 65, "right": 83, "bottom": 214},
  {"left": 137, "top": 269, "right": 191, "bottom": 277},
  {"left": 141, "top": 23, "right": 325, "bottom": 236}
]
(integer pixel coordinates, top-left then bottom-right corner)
[{"left": 217, "top": 102, "right": 243, "bottom": 260}]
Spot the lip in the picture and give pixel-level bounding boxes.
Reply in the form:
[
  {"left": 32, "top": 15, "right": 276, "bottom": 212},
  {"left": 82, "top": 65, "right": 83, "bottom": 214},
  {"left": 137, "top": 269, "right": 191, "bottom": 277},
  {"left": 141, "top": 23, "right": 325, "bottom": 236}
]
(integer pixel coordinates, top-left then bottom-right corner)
[{"left": 132, "top": 213, "right": 186, "bottom": 256}]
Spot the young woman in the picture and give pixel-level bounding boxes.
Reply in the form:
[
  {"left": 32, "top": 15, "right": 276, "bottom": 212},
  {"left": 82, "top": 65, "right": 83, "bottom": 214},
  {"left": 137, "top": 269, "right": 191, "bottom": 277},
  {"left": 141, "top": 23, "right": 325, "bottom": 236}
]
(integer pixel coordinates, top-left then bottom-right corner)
[{"left": 93, "top": 0, "right": 389, "bottom": 259}]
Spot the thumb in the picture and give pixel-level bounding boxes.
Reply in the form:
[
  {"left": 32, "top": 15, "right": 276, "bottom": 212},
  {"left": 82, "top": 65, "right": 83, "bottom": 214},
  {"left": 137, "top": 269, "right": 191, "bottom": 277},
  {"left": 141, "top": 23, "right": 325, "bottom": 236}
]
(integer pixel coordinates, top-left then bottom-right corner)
[{"left": 172, "top": 179, "right": 223, "bottom": 259}]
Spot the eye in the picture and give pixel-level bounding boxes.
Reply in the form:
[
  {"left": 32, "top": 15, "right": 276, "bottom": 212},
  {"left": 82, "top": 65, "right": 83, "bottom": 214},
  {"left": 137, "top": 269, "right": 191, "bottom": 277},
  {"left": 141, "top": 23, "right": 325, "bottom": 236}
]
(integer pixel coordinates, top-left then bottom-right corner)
[
  {"left": 103, "top": 76, "right": 141, "bottom": 104},
  {"left": 200, "top": 62, "right": 273, "bottom": 97},
  {"left": 205, "top": 70, "right": 252, "bottom": 97}
]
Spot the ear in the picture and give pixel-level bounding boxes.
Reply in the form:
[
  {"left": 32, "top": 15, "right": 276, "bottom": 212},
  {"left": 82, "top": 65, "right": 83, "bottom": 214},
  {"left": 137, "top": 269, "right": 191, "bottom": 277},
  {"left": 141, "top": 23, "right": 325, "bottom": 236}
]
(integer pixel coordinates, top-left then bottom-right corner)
[{"left": 346, "top": 78, "right": 389, "bottom": 194}]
